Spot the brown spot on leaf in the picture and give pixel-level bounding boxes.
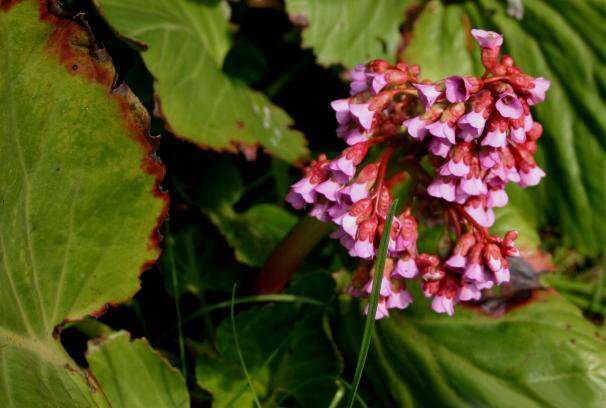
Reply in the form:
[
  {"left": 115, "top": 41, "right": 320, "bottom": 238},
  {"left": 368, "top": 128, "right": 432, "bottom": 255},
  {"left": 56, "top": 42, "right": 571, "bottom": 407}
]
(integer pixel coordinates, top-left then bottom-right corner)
[{"left": 289, "top": 13, "right": 309, "bottom": 27}]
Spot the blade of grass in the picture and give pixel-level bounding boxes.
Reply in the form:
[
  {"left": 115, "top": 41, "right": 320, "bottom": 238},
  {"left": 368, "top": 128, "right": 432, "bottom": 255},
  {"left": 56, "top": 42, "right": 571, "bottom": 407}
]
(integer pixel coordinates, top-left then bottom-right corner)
[
  {"left": 231, "top": 284, "right": 262, "bottom": 408},
  {"left": 167, "top": 237, "right": 187, "bottom": 378},
  {"left": 338, "top": 378, "right": 369, "bottom": 408},
  {"left": 227, "top": 297, "right": 335, "bottom": 406},
  {"left": 346, "top": 199, "right": 399, "bottom": 408},
  {"left": 159, "top": 293, "right": 326, "bottom": 341}
]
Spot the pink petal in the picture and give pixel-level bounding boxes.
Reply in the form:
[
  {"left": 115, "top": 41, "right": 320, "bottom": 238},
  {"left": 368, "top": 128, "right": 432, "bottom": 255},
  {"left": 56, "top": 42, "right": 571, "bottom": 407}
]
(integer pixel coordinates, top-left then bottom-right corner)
[{"left": 471, "top": 29, "right": 503, "bottom": 49}]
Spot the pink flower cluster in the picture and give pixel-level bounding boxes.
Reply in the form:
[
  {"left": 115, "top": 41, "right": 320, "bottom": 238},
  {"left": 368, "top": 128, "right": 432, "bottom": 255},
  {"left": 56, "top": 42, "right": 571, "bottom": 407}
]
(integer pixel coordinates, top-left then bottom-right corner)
[
  {"left": 286, "top": 29, "right": 549, "bottom": 318},
  {"left": 410, "top": 29, "right": 549, "bottom": 228}
]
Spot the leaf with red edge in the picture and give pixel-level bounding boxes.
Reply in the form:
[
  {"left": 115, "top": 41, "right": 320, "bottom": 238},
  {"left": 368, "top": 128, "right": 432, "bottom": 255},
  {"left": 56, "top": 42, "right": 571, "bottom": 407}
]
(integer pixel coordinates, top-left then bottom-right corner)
[
  {"left": 95, "top": 0, "right": 309, "bottom": 163},
  {"left": 0, "top": 0, "right": 166, "bottom": 405}
]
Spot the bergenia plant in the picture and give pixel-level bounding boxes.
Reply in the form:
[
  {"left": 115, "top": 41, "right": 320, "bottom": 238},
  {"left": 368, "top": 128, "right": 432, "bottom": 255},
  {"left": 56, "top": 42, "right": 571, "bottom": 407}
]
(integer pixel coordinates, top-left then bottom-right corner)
[{"left": 286, "top": 29, "right": 550, "bottom": 318}]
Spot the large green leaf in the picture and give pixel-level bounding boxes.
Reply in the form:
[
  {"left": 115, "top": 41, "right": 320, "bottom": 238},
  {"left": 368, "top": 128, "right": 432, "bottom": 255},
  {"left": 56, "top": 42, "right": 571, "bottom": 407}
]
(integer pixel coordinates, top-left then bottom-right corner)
[
  {"left": 285, "top": 0, "right": 416, "bottom": 68},
  {"left": 209, "top": 204, "right": 297, "bottom": 268},
  {"left": 338, "top": 288, "right": 606, "bottom": 407},
  {"left": 196, "top": 273, "right": 341, "bottom": 407},
  {"left": 403, "top": 0, "right": 606, "bottom": 256},
  {"left": 402, "top": 1, "right": 482, "bottom": 80},
  {"left": 87, "top": 331, "right": 189, "bottom": 408},
  {"left": 183, "top": 155, "right": 297, "bottom": 268},
  {"left": 162, "top": 224, "right": 248, "bottom": 296},
  {"left": 0, "top": 0, "right": 165, "bottom": 405},
  {"left": 95, "top": 0, "right": 308, "bottom": 163}
]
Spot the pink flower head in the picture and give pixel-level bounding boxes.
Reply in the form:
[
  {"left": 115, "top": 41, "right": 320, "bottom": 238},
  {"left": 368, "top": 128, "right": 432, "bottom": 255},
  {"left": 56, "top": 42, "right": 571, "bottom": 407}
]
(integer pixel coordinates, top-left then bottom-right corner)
[
  {"left": 364, "top": 275, "right": 392, "bottom": 297},
  {"left": 427, "top": 120, "right": 456, "bottom": 144},
  {"left": 337, "top": 124, "right": 369, "bottom": 146},
  {"left": 336, "top": 198, "right": 372, "bottom": 237},
  {"left": 445, "top": 232, "right": 475, "bottom": 269},
  {"left": 350, "top": 103, "right": 375, "bottom": 130},
  {"left": 387, "top": 289, "right": 413, "bottom": 310},
  {"left": 330, "top": 228, "right": 355, "bottom": 250},
  {"left": 495, "top": 92, "right": 523, "bottom": 119},
  {"left": 285, "top": 189, "right": 306, "bottom": 209},
  {"left": 479, "top": 148, "right": 500, "bottom": 169},
  {"left": 481, "top": 117, "right": 508, "bottom": 148},
  {"left": 527, "top": 77, "right": 551, "bottom": 105},
  {"left": 509, "top": 122, "right": 526, "bottom": 144},
  {"left": 315, "top": 179, "right": 343, "bottom": 201},
  {"left": 464, "top": 197, "right": 495, "bottom": 227},
  {"left": 309, "top": 201, "right": 331, "bottom": 222},
  {"left": 428, "top": 137, "right": 452, "bottom": 158},
  {"left": 393, "top": 255, "right": 419, "bottom": 279},
  {"left": 431, "top": 296, "right": 455, "bottom": 316},
  {"left": 487, "top": 188, "right": 508, "bottom": 207},
  {"left": 445, "top": 76, "right": 472, "bottom": 103},
  {"left": 371, "top": 73, "right": 388, "bottom": 94},
  {"left": 457, "top": 111, "right": 486, "bottom": 141},
  {"left": 288, "top": 177, "right": 318, "bottom": 207},
  {"left": 494, "top": 267, "right": 510, "bottom": 284},
  {"left": 331, "top": 98, "right": 351, "bottom": 124},
  {"left": 351, "top": 217, "right": 378, "bottom": 259},
  {"left": 428, "top": 177, "right": 457, "bottom": 202},
  {"left": 395, "top": 212, "right": 418, "bottom": 254},
  {"left": 350, "top": 64, "right": 369, "bottom": 94},
  {"left": 471, "top": 29, "right": 503, "bottom": 49},
  {"left": 459, "top": 173, "right": 487, "bottom": 196},
  {"left": 483, "top": 243, "right": 505, "bottom": 273},
  {"left": 329, "top": 143, "right": 369, "bottom": 182},
  {"left": 413, "top": 83, "right": 442, "bottom": 110},
  {"left": 519, "top": 165, "right": 546, "bottom": 187},
  {"left": 404, "top": 116, "right": 429, "bottom": 140},
  {"left": 339, "top": 163, "right": 377, "bottom": 204},
  {"left": 441, "top": 143, "right": 472, "bottom": 177},
  {"left": 459, "top": 283, "right": 482, "bottom": 301}
]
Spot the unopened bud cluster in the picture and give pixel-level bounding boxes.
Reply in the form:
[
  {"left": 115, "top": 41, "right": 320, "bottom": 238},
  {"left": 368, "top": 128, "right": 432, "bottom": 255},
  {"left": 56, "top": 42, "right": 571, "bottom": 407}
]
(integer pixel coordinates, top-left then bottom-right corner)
[{"left": 286, "top": 29, "right": 550, "bottom": 318}]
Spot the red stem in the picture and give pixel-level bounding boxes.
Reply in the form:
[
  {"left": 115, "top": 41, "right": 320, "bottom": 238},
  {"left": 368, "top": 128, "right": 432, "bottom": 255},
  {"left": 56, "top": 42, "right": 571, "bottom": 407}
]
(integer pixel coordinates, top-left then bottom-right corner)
[
  {"left": 373, "top": 145, "right": 396, "bottom": 214},
  {"left": 452, "top": 204, "right": 489, "bottom": 240},
  {"left": 253, "top": 217, "right": 332, "bottom": 294}
]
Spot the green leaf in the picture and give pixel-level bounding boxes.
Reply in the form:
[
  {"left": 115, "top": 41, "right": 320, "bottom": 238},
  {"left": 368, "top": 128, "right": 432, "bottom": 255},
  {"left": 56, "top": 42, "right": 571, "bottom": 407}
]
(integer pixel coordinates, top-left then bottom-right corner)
[
  {"left": 0, "top": 1, "right": 165, "bottom": 406},
  {"left": 95, "top": 0, "right": 308, "bottom": 163},
  {"left": 404, "top": 0, "right": 606, "bottom": 256},
  {"left": 162, "top": 225, "right": 248, "bottom": 296},
  {"left": 338, "top": 288, "right": 606, "bottom": 407},
  {"left": 174, "top": 155, "right": 295, "bottom": 269},
  {"left": 209, "top": 204, "right": 298, "bottom": 267},
  {"left": 190, "top": 156, "right": 244, "bottom": 212},
  {"left": 285, "top": 0, "right": 416, "bottom": 68},
  {"left": 87, "top": 331, "right": 189, "bottom": 408},
  {"left": 493, "top": 205, "right": 541, "bottom": 254},
  {"left": 402, "top": 1, "right": 482, "bottom": 80},
  {"left": 196, "top": 273, "right": 341, "bottom": 407}
]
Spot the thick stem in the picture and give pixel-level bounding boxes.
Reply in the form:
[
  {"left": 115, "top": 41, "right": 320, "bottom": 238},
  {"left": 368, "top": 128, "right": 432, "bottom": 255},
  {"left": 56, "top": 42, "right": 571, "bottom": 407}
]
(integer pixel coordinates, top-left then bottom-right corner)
[{"left": 253, "top": 216, "right": 332, "bottom": 294}]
